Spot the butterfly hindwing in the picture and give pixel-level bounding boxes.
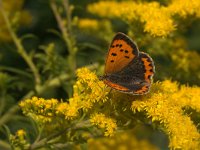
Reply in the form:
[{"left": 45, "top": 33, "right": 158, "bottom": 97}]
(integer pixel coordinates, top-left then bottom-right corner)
[
  {"left": 105, "top": 32, "right": 139, "bottom": 74},
  {"left": 132, "top": 52, "right": 155, "bottom": 94},
  {"left": 104, "top": 52, "right": 155, "bottom": 94}
]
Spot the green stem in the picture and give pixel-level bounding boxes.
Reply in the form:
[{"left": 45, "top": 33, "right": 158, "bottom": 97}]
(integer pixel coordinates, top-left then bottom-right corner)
[
  {"left": 50, "top": 0, "right": 77, "bottom": 76},
  {"left": 0, "top": 66, "right": 32, "bottom": 78},
  {"left": 30, "top": 120, "right": 91, "bottom": 150},
  {"left": 50, "top": 0, "right": 69, "bottom": 45},
  {"left": 0, "top": 140, "right": 11, "bottom": 150},
  {"left": 63, "top": 0, "right": 72, "bottom": 35},
  {"left": 0, "top": 74, "right": 70, "bottom": 127},
  {"left": 0, "top": 4, "right": 41, "bottom": 85},
  {"left": 0, "top": 105, "right": 20, "bottom": 127},
  {"left": 0, "top": 91, "right": 6, "bottom": 116}
]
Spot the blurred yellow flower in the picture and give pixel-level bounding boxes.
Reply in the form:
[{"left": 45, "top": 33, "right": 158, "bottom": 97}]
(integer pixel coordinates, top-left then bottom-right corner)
[
  {"left": 9, "top": 129, "right": 30, "bottom": 149},
  {"left": 169, "top": 0, "right": 200, "bottom": 17},
  {"left": 88, "top": 131, "right": 159, "bottom": 150},
  {"left": 16, "top": 129, "right": 26, "bottom": 138},
  {"left": 0, "top": 0, "right": 32, "bottom": 42},
  {"left": 78, "top": 19, "right": 98, "bottom": 30},
  {"left": 137, "top": 2, "right": 175, "bottom": 37},
  {"left": 172, "top": 49, "right": 200, "bottom": 72},
  {"left": 87, "top": 0, "right": 200, "bottom": 36}
]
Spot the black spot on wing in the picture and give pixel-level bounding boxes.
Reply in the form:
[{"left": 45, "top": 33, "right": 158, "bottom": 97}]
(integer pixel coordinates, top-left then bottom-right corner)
[
  {"left": 111, "top": 53, "right": 117, "bottom": 56},
  {"left": 112, "top": 32, "right": 139, "bottom": 56},
  {"left": 111, "top": 45, "right": 115, "bottom": 48},
  {"left": 125, "top": 56, "right": 130, "bottom": 59}
]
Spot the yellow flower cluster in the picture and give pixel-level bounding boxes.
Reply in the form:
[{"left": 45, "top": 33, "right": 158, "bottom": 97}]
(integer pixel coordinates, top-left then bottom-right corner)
[
  {"left": 19, "top": 68, "right": 200, "bottom": 147},
  {"left": 169, "top": 0, "right": 200, "bottom": 17},
  {"left": 74, "top": 67, "right": 109, "bottom": 110},
  {"left": 56, "top": 97, "right": 80, "bottom": 120},
  {"left": 19, "top": 97, "right": 59, "bottom": 123},
  {"left": 87, "top": 0, "right": 200, "bottom": 36},
  {"left": 88, "top": 131, "right": 159, "bottom": 150},
  {"left": 137, "top": 2, "right": 175, "bottom": 37},
  {"left": 171, "top": 49, "right": 200, "bottom": 73},
  {"left": 9, "top": 129, "right": 30, "bottom": 149},
  {"left": 16, "top": 129, "right": 26, "bottom": 140},
  {"left": 20, "top": 68, "right": 109, "bottom": 123},
  {"left": 88, "top": 1, "right": 130, "bottom": 18},
  {"left": 0, "top": 0, "right": 32, "bottom": 42},
  {"left": 76, "top": 18, "right": 114, "bottom": 41},
  {"left": 78, "top": 19, "right": 98, "bottom": 30},
  {"left": 131, "top": 80, "right": 200, "bottom": 149},
  {"left": 90, "top": 113, "right": 117, "bottom": 137}
]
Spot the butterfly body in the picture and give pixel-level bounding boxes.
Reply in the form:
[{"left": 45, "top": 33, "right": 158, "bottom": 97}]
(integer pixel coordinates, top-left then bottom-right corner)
[{"left": 102, "top": 32, "right": 155, "bottom": 95}]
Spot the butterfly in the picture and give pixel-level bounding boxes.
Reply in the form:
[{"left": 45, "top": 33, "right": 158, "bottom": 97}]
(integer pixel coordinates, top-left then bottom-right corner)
[{"left": 101, "top": 32, "right": 155, "bottom": 95}]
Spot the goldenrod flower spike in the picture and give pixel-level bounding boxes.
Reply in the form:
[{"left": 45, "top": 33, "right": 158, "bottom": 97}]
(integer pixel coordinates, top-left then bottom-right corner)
[
  {"left": 19, "top": 68, "right": 200, "bottom": 149},
  {"left": 9, "top": 129, "right": 30, "bottom": 149},
  {"left": 131, "top": 80, "right": 200, "bottom": 149},
  {"left": 88, "top": 0, "right": 200, "bottom": 37},
  {"left": 90, "top": 113, "right": 117, "bottom": 137}
]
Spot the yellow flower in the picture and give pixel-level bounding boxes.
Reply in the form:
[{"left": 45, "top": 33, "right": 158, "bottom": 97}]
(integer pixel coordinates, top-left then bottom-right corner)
[
  {"left": 87, "top": 1, "right": 125, "bottom": 18},
  {"left": 88, "top": 131, "right": 159, "bottom": 150},
  {"left": 138, "top": 2, "right": 175, "bottom": 37},
  {"left": 75, "top": 67, "right": 109, "bottom": 111},
  {"left": 131, "top": 80, "right": 200, "bottom": 149},
  {"left": 19, "top": 97, "right": 59, "bottom": 123},
  {"left": 18, "top": 68, "right": 200, "bottom": 149},
  {"left": 171, "top": 49, "right": 200, "bottom": 72},
  {"left": 87, "top": 1, "right": 175, "bottom": 36},
  {"left": 87, "top": 0, "right": 200, "bottom": 37},
  {"left": 78, "top": 19, "right": 98, "bottom": 30},
  {"left": 9, "top": 129, "right": 30, "bottom": 149},
  {"left": 20, "top": 68, "right": 109, "bottom": 122},
  {"left": 0, "top": 0, "right": 32, "bottom": 42},
  {"left": 169, "top": 0, "right": 200, "bottom": 17},
  {"left": 90, "top": 113, "right": 117, "bottom": 137},
  {"left": 16, "top": 129, "right": 26, "bottom": 138}
]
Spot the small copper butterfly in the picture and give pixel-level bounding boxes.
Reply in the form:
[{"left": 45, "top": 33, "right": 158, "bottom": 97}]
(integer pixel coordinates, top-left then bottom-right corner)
[{"left": 101, "top": 32, "right": 155, "bottom": 95}]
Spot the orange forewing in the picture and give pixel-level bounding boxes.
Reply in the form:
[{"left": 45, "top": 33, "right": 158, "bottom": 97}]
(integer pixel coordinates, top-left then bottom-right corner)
[{"left": 105, "top": 33, "right": 138, "bottom": 74}]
